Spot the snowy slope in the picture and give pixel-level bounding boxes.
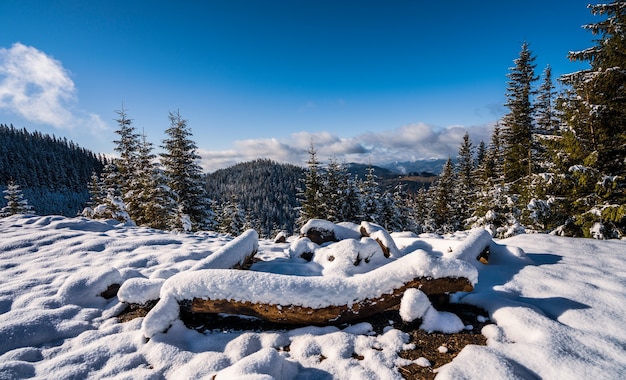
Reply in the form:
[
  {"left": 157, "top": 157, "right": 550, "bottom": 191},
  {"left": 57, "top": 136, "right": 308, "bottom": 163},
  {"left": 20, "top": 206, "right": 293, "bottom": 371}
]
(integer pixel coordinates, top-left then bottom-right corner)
[{"left": 0, "top": 214, "right": 625, "bottom": 379}]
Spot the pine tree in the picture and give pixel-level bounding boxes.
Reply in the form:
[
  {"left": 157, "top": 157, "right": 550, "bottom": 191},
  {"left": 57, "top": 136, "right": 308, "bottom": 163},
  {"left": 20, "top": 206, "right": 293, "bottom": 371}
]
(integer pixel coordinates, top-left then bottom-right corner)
[
  {"left": 556, "top": 1, "right": 626, "bottom": 237},
  {"left": 112, "top": 108, "right": 139, "bottom": 184},
  {"left": 430, "top": 158, "right": 458, "bottom": 233},
  {"left": 160, "top": 110, "right": 213, "bottom": 232},
  {"left": 86, "top": 171, "right": 104, "bottom": 209},
  {"left": 1, "top": 180, "right": 34, "bottom": 216},
  {"left": 456, "top": 132, "right": 475, "bottom": 225},
  {"left": 298, "top": 143, "right": 323, "bottom": 225},
  {"left": 360, "top": 165, "right": 382, "bottom": 224},
  {"left": 501, "top": 42, "right": 539, "bottom": 183},
  {"left": 322, "top": 157, "right": 342, "bottom": 222},
  {"left": 218, "top": 194, "right": 246, "bottom": 236},
  {"left": 135, "top": 133, "right": 173, "bottom": 229},
  {"left": 340, "top": 173, "right": 362, "bottom": 223}
]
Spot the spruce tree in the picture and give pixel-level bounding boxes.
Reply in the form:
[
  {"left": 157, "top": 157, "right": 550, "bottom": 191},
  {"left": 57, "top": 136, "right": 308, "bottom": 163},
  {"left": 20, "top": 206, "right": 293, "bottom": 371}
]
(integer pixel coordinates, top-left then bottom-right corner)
[
  {"left": 298, "top": 143, "right": 323, "bottom": 225},
  {"left": 360, "top": 165, "right": 382, "bottom": 224},
  {"left": 556, "top": 1, "right": 626, "bottom": 237},
  {"left": 430, "top": 158, "right": 458, "bottom": 233},
  {"left": 501, "top": 42, "right": 539, "bottom": 183},
  {"left": 456, "top": 132, "right": 475, "bottom": 225},
  {"left": 340, "top": 173, "right": 362, "bottom": 223},
  {"left": 1, "top": 180, "right": 34, "bottom": 216},
  {"left": 160, "top": 110, "right": 213, "bottom": 232},
  {"left": 135, "top": 133, "right": 173, "bottom": 230},
  {"left": 322, "top": 157, "right": 342, "bottom": 222}
]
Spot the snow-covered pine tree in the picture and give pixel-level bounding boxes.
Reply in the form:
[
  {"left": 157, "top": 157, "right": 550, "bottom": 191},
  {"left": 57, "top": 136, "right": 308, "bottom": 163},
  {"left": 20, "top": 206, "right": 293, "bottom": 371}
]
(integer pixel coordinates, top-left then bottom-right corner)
[
  {"left": 556, "top": 0, "right": 626, "bottom": 237},
  {"left": 160, "top": 110, "right": 213, "bottom": 232},
  {"left": 519, "top": 65, "right": 564, "bottom": 231},
  {"left": 135, "top": 132, "right": 173, "bottom": 230},
  {"left": 86, "top": 171, "right": 104, "bottom": 209},
  {"left": 1, "top": 179, "right": 34, "bottom": 216},
  {"left": 430, "top": 158, "right": 458, "bottom": 233},
  {"left": 501, "top": 42, "right": 539, "bottom": 184},
  {"left": 322, "top": 157, "right": 342, "bottom": 222},
  {"left": 86, "top": 160, "right": 131, "bottom": 222},
  {"left": 298, "top": 143, "right": 323, "bottom": 225},
  {"left": 218, "top": 194, "right": 246, "bottom": 236},
  {"left": 360, "top": 165, "right": 382, "bottom": 224},
  {"left": 339, "top": 172, "right": 362, "bottom": 224},
  {"left": 456, "top": 132, "right": 476, "bottom": 225}
]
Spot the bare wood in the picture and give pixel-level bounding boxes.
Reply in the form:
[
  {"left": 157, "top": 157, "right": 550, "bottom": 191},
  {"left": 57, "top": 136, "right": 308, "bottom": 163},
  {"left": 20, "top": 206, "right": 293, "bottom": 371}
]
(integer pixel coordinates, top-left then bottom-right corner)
[{"left": 187, "top": 276, "right": 473, "bottom": 325}]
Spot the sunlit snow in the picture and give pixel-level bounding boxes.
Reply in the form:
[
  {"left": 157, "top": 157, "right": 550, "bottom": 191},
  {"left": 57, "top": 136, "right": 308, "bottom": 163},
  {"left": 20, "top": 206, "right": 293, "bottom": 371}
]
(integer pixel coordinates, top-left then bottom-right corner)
[{"left": 1, "top": 214, "right": 625, "bottom": 379}]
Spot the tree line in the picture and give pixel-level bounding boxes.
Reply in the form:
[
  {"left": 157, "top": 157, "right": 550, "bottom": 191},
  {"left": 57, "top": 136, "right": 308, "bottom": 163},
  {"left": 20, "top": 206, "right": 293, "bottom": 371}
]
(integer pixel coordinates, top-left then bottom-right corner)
[
  {"left": 414, "top": 3, "right": 625, "bottom": 238},
  {"left": 0, "top": 124, "right": 106, "bottom": 215},
  {"left": 299, "top": 2, "right": 625, "bottom": 238},
  {"left": 83, "top": 109, "right": 214, "bottom": 232}
]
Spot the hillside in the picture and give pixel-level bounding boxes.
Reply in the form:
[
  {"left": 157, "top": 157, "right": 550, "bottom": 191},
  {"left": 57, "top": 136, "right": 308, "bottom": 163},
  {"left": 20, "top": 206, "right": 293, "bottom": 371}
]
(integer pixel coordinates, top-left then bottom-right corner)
[
  {"left": 205, "top": 159, "right": 305, "bottom": 236},
  {"left": 205, "top": 159, "right": 437, "bottom": 235},
  {"left": 0, "top": 214, "right": 624, "bottom": 378},
  {"left": 0, "top": 124, "right": 106, "bottom": 216}
]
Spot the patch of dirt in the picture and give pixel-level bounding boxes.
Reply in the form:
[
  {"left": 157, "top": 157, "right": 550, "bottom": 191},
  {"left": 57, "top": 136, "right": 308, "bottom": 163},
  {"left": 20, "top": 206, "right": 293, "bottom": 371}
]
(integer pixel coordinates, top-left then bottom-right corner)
[
  {"left": 117, "top": 300, "right": 489, "bottom": 380},
  {"left": 117, "top": 300, "right": 159, "bottom": 323}
]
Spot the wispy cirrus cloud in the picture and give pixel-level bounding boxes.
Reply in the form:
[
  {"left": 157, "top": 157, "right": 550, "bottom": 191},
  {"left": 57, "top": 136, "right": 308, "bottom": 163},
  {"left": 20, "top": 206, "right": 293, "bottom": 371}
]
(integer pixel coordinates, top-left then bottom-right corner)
[
  {"left": 0, "top": 42, "right": 106, "bottom": 133},
  {"left": 199, "top": 123, "right": 494, "bottom": 173}
]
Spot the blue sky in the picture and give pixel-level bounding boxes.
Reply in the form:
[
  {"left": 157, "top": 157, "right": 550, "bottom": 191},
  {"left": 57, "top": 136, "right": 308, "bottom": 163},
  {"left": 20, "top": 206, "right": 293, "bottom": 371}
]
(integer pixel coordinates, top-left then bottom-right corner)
[{"left": 0, "top": 0, "right": 596, "bottom": 172}]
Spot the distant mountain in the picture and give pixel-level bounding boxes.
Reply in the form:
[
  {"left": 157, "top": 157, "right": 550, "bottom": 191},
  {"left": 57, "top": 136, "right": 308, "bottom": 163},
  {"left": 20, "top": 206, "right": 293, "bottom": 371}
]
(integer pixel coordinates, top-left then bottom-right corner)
[
  {"left": 379, "top": 158, "right": 451, "bottom": 176},
  {"left": 205, "top": 159, "right": 438, "bottom": 237},
  {"left": 205, "top": 159, "right": 305, "bottom": 236},
  {"left": 344, "top": 163, "right": 398, "bottom": 179}
]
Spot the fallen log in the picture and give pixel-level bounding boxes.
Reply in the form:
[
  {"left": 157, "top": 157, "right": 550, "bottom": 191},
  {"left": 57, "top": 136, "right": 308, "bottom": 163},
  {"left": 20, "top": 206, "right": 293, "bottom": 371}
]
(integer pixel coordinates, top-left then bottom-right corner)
[
  {"left": 191, "top": 229, "right": 259, "bottom": 270},
  {"left": 141, "top": 249, "right": 478, "bottom": 337},
  {"left": 186, "top": 276, "right": 472, "bottom": 325},
  {"left": 118, "top": 229, "right": 259, "bottom": 307}
]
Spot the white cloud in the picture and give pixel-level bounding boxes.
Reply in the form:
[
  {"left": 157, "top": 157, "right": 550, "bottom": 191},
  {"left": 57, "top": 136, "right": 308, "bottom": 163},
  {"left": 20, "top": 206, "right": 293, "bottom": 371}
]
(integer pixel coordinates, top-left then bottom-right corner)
[
  {"left": 0, "top": 42, "right": 107, "bottom": 134},
  {"left": 198, "top": 123, "right": 494, "bottom": 173}
]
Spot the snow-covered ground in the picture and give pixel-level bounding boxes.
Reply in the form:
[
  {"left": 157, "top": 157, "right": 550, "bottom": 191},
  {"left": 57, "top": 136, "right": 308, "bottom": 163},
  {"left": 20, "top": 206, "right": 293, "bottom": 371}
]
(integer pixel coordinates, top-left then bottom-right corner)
[{"left": 0, "top": 214, "right": 625, "bottom": 379}]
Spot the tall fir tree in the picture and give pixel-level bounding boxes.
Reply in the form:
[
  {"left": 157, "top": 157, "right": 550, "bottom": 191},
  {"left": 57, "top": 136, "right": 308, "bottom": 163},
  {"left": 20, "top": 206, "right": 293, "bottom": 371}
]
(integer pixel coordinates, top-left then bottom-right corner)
[
  {"left": 322, "top": 157, "right": 342, "bottom": 222},
  {"left": 501, "top": 42, "right": 539, "bottom": 184},
  {"left": 456, "top": 132, "right": 476, "bottom": 225},
  {"left": 556, "top": 1, "right": 626, "bottom": 237},
  {"left": 360, "top": 165, "right": 382, "bottom": 224},
  {"left": 135, "top": 133, "right": 173, "bottom": 229},
  {"left": 1, "top": 180, "right": 34, "bottom": 216},
  {"left": 160, "top": 110, "right": 213, "bottom": 232},
  {"left": 298, "top": 143, "right": 323, "bottom": 225},
  {"left": 430, "top": 158, "right": 458, "bottom": 233}
]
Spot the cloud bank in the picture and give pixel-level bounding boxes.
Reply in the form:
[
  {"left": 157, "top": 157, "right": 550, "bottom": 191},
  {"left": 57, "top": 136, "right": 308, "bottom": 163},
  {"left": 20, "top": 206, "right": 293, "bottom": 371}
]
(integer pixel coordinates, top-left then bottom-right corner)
[
  {"left": 0, "top": 42, "right": 106, "bottom": 133},
  {"left": 199, "top": 122, "right": 494, "bottom": 172}
]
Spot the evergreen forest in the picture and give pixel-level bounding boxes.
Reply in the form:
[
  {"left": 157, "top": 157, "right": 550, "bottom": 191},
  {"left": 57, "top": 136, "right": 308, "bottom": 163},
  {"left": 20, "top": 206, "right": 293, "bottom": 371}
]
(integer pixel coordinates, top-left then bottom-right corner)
[{"left": 0, "top": 124, "right": 105, "bottom": 216}]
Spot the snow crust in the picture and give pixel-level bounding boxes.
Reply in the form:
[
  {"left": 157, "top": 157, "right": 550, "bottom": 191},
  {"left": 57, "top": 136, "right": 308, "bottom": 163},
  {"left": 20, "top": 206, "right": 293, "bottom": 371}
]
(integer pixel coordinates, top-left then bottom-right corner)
[{"left": 1, "top": 215, "right": 626, "bottom": 379}]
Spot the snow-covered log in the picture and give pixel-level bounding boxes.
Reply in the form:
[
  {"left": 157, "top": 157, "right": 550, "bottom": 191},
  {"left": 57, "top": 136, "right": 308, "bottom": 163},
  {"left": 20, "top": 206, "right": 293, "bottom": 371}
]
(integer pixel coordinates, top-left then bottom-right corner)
[
  {"left": 118, "top": 229, "right": 258, "bottom": 306},
  {"left": 190, "top": 229, "right": 259, "bottom": 270},
  {"left": 187, "top": 276, "right": 472, "bottom": 325},
  {"left": 359, "top": 221, "right": 401, "bottom": 258},
  {"left": 443, "top": 228, "right": 493, "bottom": 264},
  {"left": 141, "top": 249, "right": 477, "bottom": 337}
]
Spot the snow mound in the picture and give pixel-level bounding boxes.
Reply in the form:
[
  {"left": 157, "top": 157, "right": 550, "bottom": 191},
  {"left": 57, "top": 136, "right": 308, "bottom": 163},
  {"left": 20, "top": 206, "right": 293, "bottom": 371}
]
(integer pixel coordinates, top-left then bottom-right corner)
[
  {"left": 399, "top": 288, "right": 431, "bottom": 322},
  {"left": 117, "top": 277, "right": 165, "bottom": 305},
  {"left": 313, "top": 237, "right": 390, "bottom": 276},
  {"left": 57, "top": 267, "right": 122, "bottom": 307}
]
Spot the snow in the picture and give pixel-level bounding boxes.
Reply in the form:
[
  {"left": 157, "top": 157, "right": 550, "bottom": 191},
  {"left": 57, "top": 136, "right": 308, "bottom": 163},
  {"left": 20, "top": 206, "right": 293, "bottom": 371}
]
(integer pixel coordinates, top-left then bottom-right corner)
[{"left": 1, "top": 214, "right": 626, "bottom": 379}]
